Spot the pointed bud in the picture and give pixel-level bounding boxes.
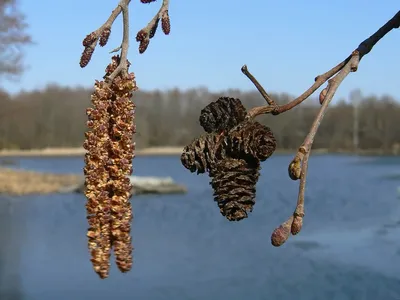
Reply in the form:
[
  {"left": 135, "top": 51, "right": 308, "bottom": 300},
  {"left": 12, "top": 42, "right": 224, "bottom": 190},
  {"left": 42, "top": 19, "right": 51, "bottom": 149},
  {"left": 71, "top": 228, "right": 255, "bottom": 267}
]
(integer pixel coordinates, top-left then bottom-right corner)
[
  {"left": 319, "top": 88, "right": 327, "bottom": 105},
  {"left": 271, "top": 217, "right": 293, "bottom": 247},
  {"left": 291, "top": 215, "right": 303, "bottom": 235},
  {"left": 288, "top": 158, "right": 301, "bottom": 180}
]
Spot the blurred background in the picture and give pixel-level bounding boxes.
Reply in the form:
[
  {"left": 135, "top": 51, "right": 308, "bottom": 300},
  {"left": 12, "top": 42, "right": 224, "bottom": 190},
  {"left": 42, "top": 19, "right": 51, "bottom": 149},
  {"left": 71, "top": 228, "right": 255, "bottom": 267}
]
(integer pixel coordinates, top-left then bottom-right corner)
[{"left": 0, "top": 1, "right": 400, "bottom": 299}]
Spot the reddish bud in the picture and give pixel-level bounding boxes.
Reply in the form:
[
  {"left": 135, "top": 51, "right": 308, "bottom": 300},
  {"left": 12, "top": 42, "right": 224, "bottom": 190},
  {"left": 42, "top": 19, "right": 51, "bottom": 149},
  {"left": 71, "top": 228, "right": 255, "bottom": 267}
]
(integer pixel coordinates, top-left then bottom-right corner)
[
  {"left": 291, "top": 215, "right": 303, "bottom": 235},
  {"left": 271, "top": 224, "right": 290, "bottom": 247},
  {"left": 319, "top": 88, "right": 327, "bottom": 105}
]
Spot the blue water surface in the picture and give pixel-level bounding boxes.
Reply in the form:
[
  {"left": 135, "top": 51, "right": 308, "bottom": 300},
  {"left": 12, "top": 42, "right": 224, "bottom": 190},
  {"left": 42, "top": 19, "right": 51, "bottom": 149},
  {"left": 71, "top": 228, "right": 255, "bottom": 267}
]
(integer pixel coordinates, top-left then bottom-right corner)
[{"left": 0, "top": 154, "right": 400, "bottom": 300}]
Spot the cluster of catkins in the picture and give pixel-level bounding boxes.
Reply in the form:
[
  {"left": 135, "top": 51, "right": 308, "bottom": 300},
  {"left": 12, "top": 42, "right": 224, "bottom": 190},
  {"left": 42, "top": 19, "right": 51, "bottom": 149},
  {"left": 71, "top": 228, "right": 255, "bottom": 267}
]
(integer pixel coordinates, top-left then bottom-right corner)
[
  {"left": 136, "top": 3, "right": 170, "bottom": 54},
  {"left": 80, "top": 27, "right": 111, "bottom": 68},
  {"left": 83, "top": 55, "right": 136, "bottom": 279},
  {"left": 181, "top": 97, "right": 277, "bottom": 221}
]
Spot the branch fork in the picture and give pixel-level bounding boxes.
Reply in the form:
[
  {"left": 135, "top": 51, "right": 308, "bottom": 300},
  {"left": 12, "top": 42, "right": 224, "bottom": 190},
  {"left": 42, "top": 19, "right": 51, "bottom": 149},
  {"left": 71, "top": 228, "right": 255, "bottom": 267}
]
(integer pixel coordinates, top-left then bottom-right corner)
[
  {"left": 241, "top": 11, "right": 400, "bottom": 247},
  {"left": 79, "top": 0, "right": 172, "bottom": 83}
]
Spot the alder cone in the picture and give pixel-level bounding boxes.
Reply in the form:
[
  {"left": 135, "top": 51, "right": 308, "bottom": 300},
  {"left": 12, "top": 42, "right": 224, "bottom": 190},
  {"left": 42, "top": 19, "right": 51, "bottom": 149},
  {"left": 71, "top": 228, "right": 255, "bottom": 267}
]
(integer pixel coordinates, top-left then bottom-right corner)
[
  {"left": 226, "top": 121, "right": 276, "bottom": 162},
  {"left": 210, "top": 158, "right": 260, "bottom": 221},
  {"left": 181, "top": 133, "right": 225, "bottom": 174},
  {"left": 199, "top": 97, "right": 247, "bottom": 133}
]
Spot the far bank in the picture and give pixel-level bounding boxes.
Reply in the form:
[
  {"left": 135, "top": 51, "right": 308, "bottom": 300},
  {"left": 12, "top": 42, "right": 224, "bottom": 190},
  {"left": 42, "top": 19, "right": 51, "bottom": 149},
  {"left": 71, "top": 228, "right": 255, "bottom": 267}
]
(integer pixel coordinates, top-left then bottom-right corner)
[{"left": 0, "top": 147, "right": 399, "bottom": 158}]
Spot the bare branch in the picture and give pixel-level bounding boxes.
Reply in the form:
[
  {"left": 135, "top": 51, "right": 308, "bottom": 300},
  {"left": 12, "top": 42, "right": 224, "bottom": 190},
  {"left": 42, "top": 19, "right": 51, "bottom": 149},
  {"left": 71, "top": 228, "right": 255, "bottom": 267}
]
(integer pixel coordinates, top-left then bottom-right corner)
[
  {"left": 80, "top": 0, "right": 172, "bottom": 80},
  {"left": 136, "top": 0, "right": 170, "bottom": 54},
  {"left": 79, "top": 0, "right": 131, "bottom": 83},
  {"left": 245, "top": 10, "right": 400, "bottom": 120},
  {"left": 244, "top": 58, "right": 350, "bottom": 119},
  {"left": 241, "top": 65, "right": 276, "bottom": 106},
  {"left": 106, "top": 1, "right": 131, "bottom": 82},
  {"left": 267, "top": 11, "right": 400, "bottom": 247},
  {"left": 0, "top": 0, "right": 32, "bottom": 79},
  {"left": 180, "top": 10, "right": 399, "bottom": 248}
]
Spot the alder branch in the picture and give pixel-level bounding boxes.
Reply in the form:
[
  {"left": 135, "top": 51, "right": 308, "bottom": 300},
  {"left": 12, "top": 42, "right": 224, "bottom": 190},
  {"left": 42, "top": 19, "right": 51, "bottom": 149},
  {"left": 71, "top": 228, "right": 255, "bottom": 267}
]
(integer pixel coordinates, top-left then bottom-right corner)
[
  {"left": 136, "top": 0, "right": 170, "bottom": 53},
  {"left": 240, "top": 10, "right": 400, "bottom": 247},
  {"left": 108, "top": 1, "right": 131, "bottom": 82},
  {"left": 242, "top": 59, "right": 349, "bottom": 117},
  {"left": 245, "top": 10, "right": 400, "bottom": 119},
  {"left": 79, "top": 0, "right": 171, "bottom": 82},
  {"left": 80, "top": 0, "right": 173, "bottom": 279},
  {"left": 79, "top": 0, "right": 131, "bottom": 83}
]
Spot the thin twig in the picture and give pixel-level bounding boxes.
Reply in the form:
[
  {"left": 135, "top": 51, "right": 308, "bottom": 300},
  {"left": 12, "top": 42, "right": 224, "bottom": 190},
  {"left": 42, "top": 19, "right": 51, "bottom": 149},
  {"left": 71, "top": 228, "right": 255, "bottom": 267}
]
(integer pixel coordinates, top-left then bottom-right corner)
[
  {"left": 263, "top": 10, "right": 400, "bottom": 246},
  {"left": 245, "top": 10, "right": 400, "bottom": 120},
  {"left": 244, "top": 58, "right": 350, "bottom": 119},
  {"left": 241, "top": 65, "right": 276, "bottom": 106},
  {"left": 136, "top": 0, "right": 170, "bottom": 53},
  {"left": 142, "top": 0, "right": 170, "bottom": 32},
  {"left": 294, "top": 52, "right": 357, "bottom": 213},
  {"left": 79, "top": 0, "right": 131, "bottom": 83},
  {"left": 106, "top": 0, "right": 131, "bottom": 82}
]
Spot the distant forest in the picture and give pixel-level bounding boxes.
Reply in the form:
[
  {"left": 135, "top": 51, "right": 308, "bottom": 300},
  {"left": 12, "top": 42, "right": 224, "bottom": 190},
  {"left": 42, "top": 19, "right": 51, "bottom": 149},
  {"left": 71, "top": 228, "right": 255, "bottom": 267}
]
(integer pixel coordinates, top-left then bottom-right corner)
[{"left": 0, "top": 85, "right": 399, "bottom": 154}]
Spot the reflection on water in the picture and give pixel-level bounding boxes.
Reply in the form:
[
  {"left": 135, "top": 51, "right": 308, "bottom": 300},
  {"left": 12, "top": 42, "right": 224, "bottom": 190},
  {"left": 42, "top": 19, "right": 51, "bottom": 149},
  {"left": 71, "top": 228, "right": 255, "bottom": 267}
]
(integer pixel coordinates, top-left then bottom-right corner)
[
  {"left": 0, "top": 155, "right": 400, "bottom": 299},
  {"left": 0, "top": 196, "right": 24, "bottom": 300}
]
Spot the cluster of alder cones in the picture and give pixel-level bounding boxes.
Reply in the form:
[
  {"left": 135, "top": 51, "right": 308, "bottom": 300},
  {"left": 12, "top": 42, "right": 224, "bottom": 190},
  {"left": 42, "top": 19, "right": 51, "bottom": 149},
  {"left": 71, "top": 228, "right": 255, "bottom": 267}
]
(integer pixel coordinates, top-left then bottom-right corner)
[{"left": 181, "top": 97, "right": 277, "bottom": 221}]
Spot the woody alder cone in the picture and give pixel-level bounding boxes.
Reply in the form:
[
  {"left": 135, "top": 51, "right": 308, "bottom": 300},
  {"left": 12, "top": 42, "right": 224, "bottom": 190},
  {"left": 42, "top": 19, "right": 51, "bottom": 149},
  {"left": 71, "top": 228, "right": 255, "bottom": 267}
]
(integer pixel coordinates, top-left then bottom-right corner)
[
  {"left": 226, "top": 121, "right": 276, "bottom": 162},
  {"left": 181, "top": 133, "right": 225, "bottom": 174},
  {"left": 210, "top": 158, "right": 260, "bottom": 221},
  {"left": 199, "top": 97, "right": 247, "bottom": 133}
]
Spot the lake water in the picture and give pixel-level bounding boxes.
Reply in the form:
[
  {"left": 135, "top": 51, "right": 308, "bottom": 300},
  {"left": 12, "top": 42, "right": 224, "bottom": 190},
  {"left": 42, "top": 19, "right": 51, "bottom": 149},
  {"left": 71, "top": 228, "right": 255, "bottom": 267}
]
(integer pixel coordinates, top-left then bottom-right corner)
[{"left": 1, "top": 154, "right": 400, "bottom": 300}]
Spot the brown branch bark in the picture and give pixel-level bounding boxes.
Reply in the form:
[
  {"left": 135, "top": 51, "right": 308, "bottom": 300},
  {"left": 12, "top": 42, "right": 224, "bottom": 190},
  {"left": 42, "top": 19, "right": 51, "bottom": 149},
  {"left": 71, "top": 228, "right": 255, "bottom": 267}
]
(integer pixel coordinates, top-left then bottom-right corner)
[
  {"left": 107, "top": 0, "right": 131, "bottom": 82},
  {"left": 243, "top": 59, "right": 349, "bottom": 117},
  {"left": 246, "top": 10, "right": 400, "bottom": 247},
  {"left": 79, "top": 0, "right": 170, "bottom": 78},
  {"left": 79, "top": 0, "right": 131, "bottom": 83},
  {"left": 245, "top": 10, "right": 400, "bottom": 119},
  {"left": 135, "top": 0, "right": 170, "bottom": 53}
]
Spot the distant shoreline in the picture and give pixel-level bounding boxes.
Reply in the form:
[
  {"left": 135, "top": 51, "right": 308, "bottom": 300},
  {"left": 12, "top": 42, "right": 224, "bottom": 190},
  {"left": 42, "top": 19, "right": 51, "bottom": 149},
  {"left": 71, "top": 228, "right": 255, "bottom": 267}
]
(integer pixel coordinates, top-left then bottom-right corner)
[
  {"left": 0, "top": 147, "right": 398, "bottom": 157},
  {"left": 0, "top": 146, "right": 184, "bottom": 157}
]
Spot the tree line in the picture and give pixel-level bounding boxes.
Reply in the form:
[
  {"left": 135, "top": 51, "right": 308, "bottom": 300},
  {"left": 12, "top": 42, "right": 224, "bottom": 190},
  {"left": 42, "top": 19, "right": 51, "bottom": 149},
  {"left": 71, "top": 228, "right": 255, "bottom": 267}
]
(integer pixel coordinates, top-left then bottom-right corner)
[{"left": 0, "top": 85, "right": 399, "bottom": 154}]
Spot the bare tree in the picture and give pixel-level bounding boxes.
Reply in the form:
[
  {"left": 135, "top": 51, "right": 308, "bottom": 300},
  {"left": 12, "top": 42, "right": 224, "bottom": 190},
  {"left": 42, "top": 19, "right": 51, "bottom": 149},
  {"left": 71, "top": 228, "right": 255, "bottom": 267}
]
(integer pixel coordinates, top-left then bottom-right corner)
[
  {"left": 0, "top": 86, "right": 398, "bottom": 151},
  {"left": 0, "top": 0, "right": 32, "bottom": 80}
]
